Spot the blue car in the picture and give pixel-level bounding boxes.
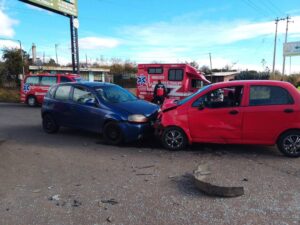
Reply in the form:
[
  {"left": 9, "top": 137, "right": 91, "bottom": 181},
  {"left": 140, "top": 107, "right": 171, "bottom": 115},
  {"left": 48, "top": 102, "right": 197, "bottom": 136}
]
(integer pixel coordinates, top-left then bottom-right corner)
[{"left": 41, "top": 82, "right": 160, "bottom": 144}]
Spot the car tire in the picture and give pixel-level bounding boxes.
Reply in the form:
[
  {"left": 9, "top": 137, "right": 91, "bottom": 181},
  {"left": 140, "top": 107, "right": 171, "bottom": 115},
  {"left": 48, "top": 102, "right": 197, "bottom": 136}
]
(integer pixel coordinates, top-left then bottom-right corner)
[
  {"left": 277, "top": 130, "right": 300, "bottom": 157},
  {"left": 27, "top": 96, "right": 37, "bottom": 107},
  {"left": 42, "top": 114, "right": 59, "bottom": 134},
  {"left": 162, "top": 127, "right": 187, "bottom": 151},
  {"left": 103, "top": 121, "right": 123, "bottom": 145}
]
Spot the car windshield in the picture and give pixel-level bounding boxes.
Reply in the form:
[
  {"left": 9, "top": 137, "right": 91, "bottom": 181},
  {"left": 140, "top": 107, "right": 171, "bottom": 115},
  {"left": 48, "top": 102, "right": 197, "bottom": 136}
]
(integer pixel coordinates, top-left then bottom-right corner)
[
  {"left": 95, "top": 85, "right": 137, "bottom": 103},
  {"left": 177, "top": 85, "right": 211, "bottom": 105}
]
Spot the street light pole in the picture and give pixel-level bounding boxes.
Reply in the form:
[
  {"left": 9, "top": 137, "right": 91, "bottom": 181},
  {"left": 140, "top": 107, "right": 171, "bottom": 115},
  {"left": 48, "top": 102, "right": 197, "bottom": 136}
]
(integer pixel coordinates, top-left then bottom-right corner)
[{"left": 55, "top": 44, "right": 59, "bottom": 65}]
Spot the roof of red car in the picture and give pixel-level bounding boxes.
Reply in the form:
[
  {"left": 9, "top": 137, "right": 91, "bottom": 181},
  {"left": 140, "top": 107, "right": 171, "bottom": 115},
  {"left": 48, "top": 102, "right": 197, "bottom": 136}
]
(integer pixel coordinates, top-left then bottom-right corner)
[{"left": 212, "top": 80, "right": 293, "bottom": 87}]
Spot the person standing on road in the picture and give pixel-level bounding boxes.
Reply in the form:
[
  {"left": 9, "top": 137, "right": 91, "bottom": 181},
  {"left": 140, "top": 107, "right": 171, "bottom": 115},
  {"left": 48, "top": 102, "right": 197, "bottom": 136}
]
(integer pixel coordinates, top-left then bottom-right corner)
[{"left": 153, "top": 80, "right": 167, "bottom": 105}]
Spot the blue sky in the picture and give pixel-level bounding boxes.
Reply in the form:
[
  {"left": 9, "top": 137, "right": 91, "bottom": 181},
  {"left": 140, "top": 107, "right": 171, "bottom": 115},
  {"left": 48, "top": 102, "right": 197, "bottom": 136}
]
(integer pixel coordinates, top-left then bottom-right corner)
[{"left": 0, "top": 0, "right": 300, "bottom": 73}]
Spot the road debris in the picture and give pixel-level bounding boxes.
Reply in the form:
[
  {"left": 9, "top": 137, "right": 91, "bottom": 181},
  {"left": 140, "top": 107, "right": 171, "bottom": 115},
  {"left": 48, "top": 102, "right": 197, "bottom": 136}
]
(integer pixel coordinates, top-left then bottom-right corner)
[
  {"left": 48, "top": 195, "right": 60, "bottom": 201},
  {"left": 136, "top": 165, "right": 155, "bottom": 169},
  {"left": 193, "top": 164, "right": 244, "bottom": 197},
  {"left": 106, "top": 216, "right": 113, "bottom": 223},
  {"left": 136, "top": 173, "right": 153, "bottom": 176},
  {"left": 32, "top": 189, "right": 41, "bottom": 193},
  {"left": 98, "top": 201, "right": 108, "bottom": 210},
  {"left": 101, "top": 199, "right": 118, "bottom": 205},
  {"left": 72, "top": 199, "right": 82, "bottom": 207}
]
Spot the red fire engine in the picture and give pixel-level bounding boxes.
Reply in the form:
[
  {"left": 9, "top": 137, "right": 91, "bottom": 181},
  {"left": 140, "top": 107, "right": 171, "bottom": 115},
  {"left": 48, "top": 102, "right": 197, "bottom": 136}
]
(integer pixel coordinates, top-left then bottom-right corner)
[{"left": 136, "top": 64, "right": 210, "bottom": 102}]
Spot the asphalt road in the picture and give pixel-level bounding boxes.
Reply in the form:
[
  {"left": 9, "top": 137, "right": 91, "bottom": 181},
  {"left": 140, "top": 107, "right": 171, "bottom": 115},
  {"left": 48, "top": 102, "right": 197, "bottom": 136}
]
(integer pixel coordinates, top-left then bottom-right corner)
[{"left": 0, "top": 103, "right": 299, "bottom": 225}]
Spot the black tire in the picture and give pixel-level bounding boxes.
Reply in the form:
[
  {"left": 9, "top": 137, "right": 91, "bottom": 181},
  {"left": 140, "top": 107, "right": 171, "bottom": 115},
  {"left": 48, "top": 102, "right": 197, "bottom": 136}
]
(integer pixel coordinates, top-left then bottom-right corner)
[
  {"left": 277, "top": 130, "right": 300, "bottom": 157},
  {"left": 27, "top": 96, "right": 37, "bottom": 107},
  {"left": 42, "top": 114, "right": 59, "bottom": 134},
  {"left": 103, "top": 121, "right": 123, "bottom": 145},
  {"left": 162, "top": 127, "right": 187, "bottom": 151}
]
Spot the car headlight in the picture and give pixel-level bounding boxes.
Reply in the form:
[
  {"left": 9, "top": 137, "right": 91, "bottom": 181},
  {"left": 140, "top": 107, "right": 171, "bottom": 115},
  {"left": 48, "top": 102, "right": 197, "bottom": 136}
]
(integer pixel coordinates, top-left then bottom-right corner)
[{"left": 128, "top": 114, "right": 148, "bottom": 123}]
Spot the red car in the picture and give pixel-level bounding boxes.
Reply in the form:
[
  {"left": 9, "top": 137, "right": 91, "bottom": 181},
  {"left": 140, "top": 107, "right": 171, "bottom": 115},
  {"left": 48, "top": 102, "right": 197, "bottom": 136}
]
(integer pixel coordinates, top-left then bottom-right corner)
[
  {"left": 20, "top": 74, "right": 81, "bottom": 106},
  {"left": 155, "top": 80, "right": 300, "bottom": 157}
]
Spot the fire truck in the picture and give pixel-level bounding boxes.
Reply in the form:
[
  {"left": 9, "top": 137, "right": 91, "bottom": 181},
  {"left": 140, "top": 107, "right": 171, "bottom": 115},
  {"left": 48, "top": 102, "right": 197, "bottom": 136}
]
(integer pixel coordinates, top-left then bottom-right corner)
[{"left": 136, "top": 64, "right": 210, "bottom": 102}]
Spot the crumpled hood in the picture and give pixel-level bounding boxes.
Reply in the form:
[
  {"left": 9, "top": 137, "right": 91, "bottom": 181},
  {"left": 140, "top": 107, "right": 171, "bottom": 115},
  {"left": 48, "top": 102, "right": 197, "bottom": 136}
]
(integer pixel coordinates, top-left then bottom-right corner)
[
  {"left": 161, "top": 99, "right": 178, "bottom": 112},
  {"left": 113, "top": 100, "right": 159, "bottom": 117}
]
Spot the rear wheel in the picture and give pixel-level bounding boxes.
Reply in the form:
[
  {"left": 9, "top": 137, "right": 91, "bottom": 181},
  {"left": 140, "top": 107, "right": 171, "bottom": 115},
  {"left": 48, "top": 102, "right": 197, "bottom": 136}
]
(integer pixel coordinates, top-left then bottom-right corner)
[
  {"left": 42, "top": 114, "right": 59, "bottom": 134},
  {"left": 27, "top": 96, "right": 37, "bottom": 107},
  {"left": 103, "top": 121, "right": 123, "bottom": 145},
  {"left": 162, "top": 127, "right": 187, "bottom": 151},
  {"left": 277, "top": 131, "right": 300, "bottom": 157}
]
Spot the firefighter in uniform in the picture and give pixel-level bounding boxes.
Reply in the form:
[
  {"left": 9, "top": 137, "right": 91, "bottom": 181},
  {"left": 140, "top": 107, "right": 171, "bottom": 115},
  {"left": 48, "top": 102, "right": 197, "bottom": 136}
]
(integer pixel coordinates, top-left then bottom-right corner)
[{"left": 153, "top": 80, "right": 167, "bottom": 105}]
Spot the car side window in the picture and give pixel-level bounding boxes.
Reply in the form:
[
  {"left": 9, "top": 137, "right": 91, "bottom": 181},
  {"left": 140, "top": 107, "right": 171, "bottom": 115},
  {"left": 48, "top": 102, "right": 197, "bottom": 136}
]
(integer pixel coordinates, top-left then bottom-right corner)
[
  {"left": 193, "top": 86, "right": 244, "bottom": 108},
  {"left": 54, "top": 85, "right": 71, "bottom": 101},
  {"left": 41, "top": 76, "right": 57, "bottom": 86},
  {"left": 168, "top": 69, "right": 183, "bottom": 81},
  {"left": 47, "top": 86, "right": 57, "bottom": 98},
  {"left": 249, "top": 86, "right": 294, "bottom": 106},
  {"left": 73, "top": 86, "right": 97, "bottom": 105},
  {"left": 25, "top": 76, "right": 40, "bottom": 85},
  {"left": 60, "top": 76, "right": 72, "bottom": 83}
]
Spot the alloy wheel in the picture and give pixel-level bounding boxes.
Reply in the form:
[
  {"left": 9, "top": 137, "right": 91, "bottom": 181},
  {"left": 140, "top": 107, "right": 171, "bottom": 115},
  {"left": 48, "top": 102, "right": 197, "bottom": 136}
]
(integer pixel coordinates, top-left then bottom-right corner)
[{"left": 283, "top": 134, "right": 300, "bottom": 155}]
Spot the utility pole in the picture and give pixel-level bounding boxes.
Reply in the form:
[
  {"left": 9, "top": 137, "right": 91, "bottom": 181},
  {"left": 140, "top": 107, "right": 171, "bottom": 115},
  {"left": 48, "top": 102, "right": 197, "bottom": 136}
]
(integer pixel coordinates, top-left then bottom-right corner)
[
  {"left": 209, "top": 53, "right": 213, "bottom": 83},
  {"left": 55, "top": 44, "right": 59, "bottom": 65},
  {"left": 282, "top": 16, "right": 293, "bottom": 76},
  {"left": 272, "top": 17, "right": 285, "bottom": 74}
]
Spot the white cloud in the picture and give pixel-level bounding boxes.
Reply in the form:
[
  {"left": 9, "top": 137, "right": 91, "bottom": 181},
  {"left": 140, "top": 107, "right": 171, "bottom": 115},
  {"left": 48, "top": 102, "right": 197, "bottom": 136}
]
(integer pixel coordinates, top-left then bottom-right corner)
[
  {"left": 121, "top": 16, "right": 300, "bottom": 49},
  {"left": 115, "top": 15, "right": 300, "bottom": 72},
  {"left": 79, "top": 37, "right": 120, "bottom": 50},
  {"left": 0, "top": 40, "right": 20, "bottom": 49},
  {"left": 0, "top": 9, "right": 18, "bottom": 37}
]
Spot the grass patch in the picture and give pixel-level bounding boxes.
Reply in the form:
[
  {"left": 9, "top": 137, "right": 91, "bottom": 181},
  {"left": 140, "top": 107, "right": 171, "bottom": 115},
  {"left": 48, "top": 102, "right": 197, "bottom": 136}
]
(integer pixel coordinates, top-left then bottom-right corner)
[{"left": 0, "top": 88, "right": 20, "bottom": 103}]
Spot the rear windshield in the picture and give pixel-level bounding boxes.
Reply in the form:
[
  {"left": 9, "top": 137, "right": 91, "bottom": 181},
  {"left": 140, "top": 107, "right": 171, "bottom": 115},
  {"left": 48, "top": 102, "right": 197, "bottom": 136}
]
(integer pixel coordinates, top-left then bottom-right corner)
[{"left": 95, "top": 85, "right": 137, "bottom": 103}]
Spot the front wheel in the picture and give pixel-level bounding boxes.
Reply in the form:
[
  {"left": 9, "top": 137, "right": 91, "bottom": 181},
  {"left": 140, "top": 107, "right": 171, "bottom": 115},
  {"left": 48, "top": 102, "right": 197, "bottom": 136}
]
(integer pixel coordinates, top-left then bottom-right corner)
[
  {"left": 103, "top": 121, "right": 123, "bottom": 145},
  {"left": 162, "top": 127, "right": 187, "bottom": 151},
  {"left": 42, "top": 114, "right": 59, "bottom": 134},
  {"left": 277, "top": 131, "right": 300, "bottom": 157}
]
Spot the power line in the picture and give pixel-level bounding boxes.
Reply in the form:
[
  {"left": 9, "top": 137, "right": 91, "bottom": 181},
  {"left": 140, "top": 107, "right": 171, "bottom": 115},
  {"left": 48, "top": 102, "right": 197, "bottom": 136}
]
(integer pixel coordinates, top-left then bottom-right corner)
[
  {"left": 242, "top": 0, "right": 269, "bottom": 18},
  {"left": 265, "top": 0, "right": 285, "bottom": 15}
]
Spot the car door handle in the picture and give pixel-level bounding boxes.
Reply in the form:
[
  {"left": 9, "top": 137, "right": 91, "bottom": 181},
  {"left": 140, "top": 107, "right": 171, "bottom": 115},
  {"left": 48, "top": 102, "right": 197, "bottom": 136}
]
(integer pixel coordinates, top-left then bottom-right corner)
[
  {"left": 229, "top": 110, "right": 239, "bottom": 115},
  {"left": 284, "top": 109, "right": 294, "bottom": 113}
]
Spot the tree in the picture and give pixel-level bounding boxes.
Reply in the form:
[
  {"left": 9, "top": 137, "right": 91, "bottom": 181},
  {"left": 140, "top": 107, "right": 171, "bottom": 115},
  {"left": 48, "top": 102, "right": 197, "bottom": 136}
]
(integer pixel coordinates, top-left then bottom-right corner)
[
  {"left": 44, "top": 58, "right": 57, "bottom": 66},
  {"left": 187, "top": 61, "right": 200, "bottom": 70},
  {"left": 235, "top": 70, "right": 270, "bottom": 80},
  {"left": 200, "top": 65, "right": 211, "bottom": 74},
  {"left": 1, "top": 48, "right": 23, "bottom": 86}
]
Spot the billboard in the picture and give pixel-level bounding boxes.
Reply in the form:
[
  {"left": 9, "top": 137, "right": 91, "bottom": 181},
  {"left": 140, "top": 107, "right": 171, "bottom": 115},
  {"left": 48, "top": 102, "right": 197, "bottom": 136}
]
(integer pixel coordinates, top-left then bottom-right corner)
[
  {"left": 283, "top": 41, "right": 300, "bottom": 57},
  {"left": 20, "top": 0, "right": 78, "bottom": 17}
]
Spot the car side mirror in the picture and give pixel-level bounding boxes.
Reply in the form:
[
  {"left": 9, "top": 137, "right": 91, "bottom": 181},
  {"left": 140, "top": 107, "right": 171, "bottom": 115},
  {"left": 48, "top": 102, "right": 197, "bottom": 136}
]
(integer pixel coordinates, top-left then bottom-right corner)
[{"left": 85, "top": 99, "right": 98, "bottom": 107}]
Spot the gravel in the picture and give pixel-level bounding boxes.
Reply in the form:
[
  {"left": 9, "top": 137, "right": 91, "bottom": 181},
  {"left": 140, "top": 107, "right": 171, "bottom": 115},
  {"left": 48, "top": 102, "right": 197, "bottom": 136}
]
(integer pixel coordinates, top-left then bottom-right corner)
[{"left": 0, "top": 103, "right": 299, "bottom": 225}]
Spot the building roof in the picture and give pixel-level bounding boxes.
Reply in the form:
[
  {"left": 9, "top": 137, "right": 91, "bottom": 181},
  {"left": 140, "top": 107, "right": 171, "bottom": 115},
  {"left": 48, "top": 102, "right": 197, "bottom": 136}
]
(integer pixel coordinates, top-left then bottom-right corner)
[
  {"left": 206, "top": 71, "right": 240, "bottom": 77},
  {"left": 29, "top": 65, "right": 110, "bottom": 73}
]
